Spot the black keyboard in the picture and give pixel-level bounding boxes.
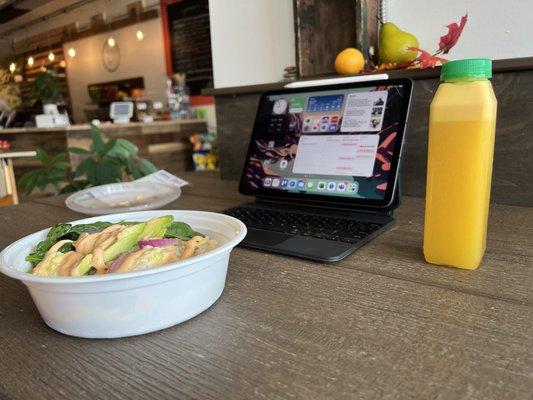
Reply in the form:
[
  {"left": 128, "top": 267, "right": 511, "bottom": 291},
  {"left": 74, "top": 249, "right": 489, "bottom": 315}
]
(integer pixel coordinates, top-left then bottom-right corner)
[{"left": 224, "top": 206, "right": 384, "bottom": 244}]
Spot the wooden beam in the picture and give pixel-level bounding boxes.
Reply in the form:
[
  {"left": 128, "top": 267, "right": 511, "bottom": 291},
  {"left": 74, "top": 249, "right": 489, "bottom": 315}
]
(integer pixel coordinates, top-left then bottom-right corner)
[
  {"left": 355, "top": 0, "right": 380, "bottom": 66},
  {"left": 293, "top": 0, "right": 357, "bottom": 77}
]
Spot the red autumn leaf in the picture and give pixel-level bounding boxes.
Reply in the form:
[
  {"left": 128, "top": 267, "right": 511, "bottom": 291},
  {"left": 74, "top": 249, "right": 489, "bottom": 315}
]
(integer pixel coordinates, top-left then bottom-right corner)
[
  {"left": 439, "top": 13, "right": 468, "bottom": 54},
  {"left": 408, "top": 47, "right": 448, "bottom": 69}
]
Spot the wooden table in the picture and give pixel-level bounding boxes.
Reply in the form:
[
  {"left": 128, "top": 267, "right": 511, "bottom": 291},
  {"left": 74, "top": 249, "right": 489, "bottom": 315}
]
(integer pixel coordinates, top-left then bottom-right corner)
[{"left": 0, "top": 172, "right": 531, "bottom": 399}]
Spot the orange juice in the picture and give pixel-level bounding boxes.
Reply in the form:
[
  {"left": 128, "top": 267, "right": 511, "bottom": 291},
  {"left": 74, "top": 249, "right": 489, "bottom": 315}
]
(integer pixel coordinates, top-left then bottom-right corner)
[{"left": 423, "top": 59, "right": 497, "bottom": 269}]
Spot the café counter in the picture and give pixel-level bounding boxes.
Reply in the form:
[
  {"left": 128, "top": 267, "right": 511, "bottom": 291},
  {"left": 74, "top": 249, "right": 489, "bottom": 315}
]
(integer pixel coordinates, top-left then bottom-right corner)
[{"left": 0, "top": 119, "right": 207, "bottom": 174}]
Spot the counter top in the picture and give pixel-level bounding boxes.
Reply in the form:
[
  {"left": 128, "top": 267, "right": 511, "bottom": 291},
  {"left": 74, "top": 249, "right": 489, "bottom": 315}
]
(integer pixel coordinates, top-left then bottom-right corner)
[
  {"left": 0, "top": 119, "right": 206, "bottom": 135},
  {"left": 0, "top": 172, "right": 531, "bottom": 399}
]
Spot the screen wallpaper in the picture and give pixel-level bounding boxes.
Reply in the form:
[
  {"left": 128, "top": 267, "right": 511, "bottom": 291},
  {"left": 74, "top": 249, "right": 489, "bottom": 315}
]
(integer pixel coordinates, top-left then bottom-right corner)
[{"left": 242, "top": 84, "right": 407, "bottom": 200}]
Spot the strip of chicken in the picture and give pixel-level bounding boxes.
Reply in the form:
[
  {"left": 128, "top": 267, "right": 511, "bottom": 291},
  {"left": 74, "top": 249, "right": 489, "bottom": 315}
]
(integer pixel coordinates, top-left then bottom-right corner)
[
  {"left": 180, "top": 236, "right": 206, "bottom": 260},
  {"left": 57, "top": 252, "right": 85, "bottom": 276}
]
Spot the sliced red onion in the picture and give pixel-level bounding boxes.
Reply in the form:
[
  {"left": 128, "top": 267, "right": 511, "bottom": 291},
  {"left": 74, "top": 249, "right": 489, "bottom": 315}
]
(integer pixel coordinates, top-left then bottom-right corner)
[
  {"left": 138, "top": 238, "right": 178, "bottom": 248},
  {"left": 108, "top": 252, "right": 130, "bottom": 273}
]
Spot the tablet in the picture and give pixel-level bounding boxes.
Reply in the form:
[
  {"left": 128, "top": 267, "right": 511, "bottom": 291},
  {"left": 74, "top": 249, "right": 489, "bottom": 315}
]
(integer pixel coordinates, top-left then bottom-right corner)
[{"left": 239, "top": 78, "right": 413, "bottom": 209}]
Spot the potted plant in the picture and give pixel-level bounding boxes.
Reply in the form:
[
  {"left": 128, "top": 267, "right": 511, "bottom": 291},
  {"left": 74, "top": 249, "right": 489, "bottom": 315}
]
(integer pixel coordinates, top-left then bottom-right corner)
[
  {"left": 33, "top": 70, "right": 61, "bottom": 112},
  {"left": 19, "top": 124, "right": 157, "bottom": 195}
]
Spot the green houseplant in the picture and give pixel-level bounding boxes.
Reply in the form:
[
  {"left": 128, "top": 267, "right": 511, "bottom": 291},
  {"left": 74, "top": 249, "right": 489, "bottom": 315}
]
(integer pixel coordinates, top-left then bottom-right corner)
[
  {"left": 19, "top": 124, "right": 157, "bottom": 195},
  {"left": 33, "top": 70, "right": 61, "bottom": 104}
]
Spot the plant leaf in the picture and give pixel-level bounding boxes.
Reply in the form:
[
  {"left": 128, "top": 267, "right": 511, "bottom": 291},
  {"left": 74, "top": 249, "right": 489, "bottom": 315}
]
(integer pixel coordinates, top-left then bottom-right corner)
[
  {"left": 50, "top": 152, "right": 68, "bottom": 164},
  {"left": 90, "top": 129, "right": 105, "bottom": 153},
  {"left": 137, "top": 158, "right": 157, "bottom": 176},
  {"left": 116, "top": 138, "right": 138, "bottom": 155},
  {"left": 75, "top": 157, "right": 96, "bottom": 177},
  {"left": 95, "top": 158, "right": 123, "bottom": 184},
  {"left": 21, "top": 171, "right": 38, "bottom": 195},
  {"left": 68, "top": 147, "right": 91, "bottom": 154},
  {"left": 164, "top": 222, "right": 203, "bottom": 240},
  {"left": 35, "top": 172, "right": 48, "bottom": 191},
  {"left": 126, "top": 157, "right": 142, "bottom": 179},
  {"left": 408, "top": 47, "right": 448, "bottom": 69},
  {"left": 35, "top": 148, "right": 50, "bottom": 165},
  {"left": 18, "top": 170, "right": 36, "bottom": 188},
  {"left": 52, "top": 162, "right": 71, "bottom": 170},
  {"left": 438, "top": 13, "right": 468, "bottom": 54},
  {"left": 59, "top": 179, "right": 90, "bottom": 194}
]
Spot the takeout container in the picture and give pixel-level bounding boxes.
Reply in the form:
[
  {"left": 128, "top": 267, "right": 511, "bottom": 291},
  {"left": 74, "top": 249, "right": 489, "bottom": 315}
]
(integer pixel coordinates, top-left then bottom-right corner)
[{"left": 0, "top": 210, "right": 246, "bottom": 339}]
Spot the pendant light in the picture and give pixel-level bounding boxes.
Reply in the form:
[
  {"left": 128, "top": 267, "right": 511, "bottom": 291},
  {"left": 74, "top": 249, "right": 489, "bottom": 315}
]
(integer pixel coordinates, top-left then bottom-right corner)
[
  {"left": 9, "top": 62, "right": 16, "bottom": 73},
  {"left": 68, "top": 47, "right": 76, "bottom": 58},
  {"left": 27, "top": 56, "right": 34, "bottom": 66},
  {"left": 107, "top": 36, "right": 116, "bottom": 47},
  {"left": 135, "top": 8, "right": 144, "bottom": 41},
  {"left": 48, "top": 51, "right": 55, "bottom": 62}
]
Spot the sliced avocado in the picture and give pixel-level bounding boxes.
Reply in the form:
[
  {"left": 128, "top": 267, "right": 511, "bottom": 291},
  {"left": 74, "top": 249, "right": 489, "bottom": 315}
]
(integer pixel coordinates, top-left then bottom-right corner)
[
  {"left": 104, "top": 222, "right": 147, "bottom": 262},
  {"left": 140, "top": 216, "right": 174, "bottom": 239},
  {"left": 32, "top": 251, "right": 68, "bottom": 276},
  {"left": 71, "top": 254, "right": 93, "bottom": 276}
]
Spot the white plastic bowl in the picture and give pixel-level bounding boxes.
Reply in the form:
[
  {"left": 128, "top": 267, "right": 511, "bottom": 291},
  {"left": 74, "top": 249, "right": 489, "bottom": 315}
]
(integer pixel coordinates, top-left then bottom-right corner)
[{"left": 0, "top": 210, "right": 246, "bottom": 339}]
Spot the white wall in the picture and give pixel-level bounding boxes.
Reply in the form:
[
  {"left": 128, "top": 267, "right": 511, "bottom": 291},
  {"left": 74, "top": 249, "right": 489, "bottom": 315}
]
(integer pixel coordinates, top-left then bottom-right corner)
[
  {"left": 384, "top": 0, "right": 533, "bottom": 60},
  {"left": 64, "top": 18, "right": 167, "bottom": 123},
  {"left": 208, "top": 0, "right": 295, "bottom": 88}
]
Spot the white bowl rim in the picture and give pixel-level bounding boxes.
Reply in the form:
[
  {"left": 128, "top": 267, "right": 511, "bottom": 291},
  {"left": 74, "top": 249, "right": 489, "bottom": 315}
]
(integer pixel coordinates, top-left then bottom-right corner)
[
  {"left": 0, "top": 210, "right": 246, "bottom": 285},
  {"left": 65, "top": 182, "right": 182, "bottom": 215}
]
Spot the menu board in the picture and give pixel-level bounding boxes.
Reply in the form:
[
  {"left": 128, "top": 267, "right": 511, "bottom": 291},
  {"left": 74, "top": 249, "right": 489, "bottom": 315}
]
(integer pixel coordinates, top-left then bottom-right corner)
[{"left": 167, "top": 0, "right": 213, "bottom": 94}]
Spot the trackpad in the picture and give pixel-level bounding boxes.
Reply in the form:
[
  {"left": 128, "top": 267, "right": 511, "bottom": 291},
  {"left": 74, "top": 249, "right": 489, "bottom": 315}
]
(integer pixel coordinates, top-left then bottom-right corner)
[{"left": 244, "top": 228, "right": 293, "bottom": 246}]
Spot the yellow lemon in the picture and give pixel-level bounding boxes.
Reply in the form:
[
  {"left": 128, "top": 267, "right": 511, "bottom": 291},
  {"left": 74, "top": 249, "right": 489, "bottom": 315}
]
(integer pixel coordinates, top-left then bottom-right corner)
[{"left": 334, "top": 48, "right": 365, "bottom": 75}]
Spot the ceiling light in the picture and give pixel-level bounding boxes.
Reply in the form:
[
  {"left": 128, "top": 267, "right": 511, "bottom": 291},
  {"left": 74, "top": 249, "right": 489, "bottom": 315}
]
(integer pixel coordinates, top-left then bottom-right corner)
[
  {"left": 107, "top": 37, "right": 115, "bottom": 47},
  {"left": 48, "top": 52, "right": 55, "bottom": 62},
  {"left": 68, "top": 47, "right": 76, "bottom": 58},
  {"left": 59, "top": 60, "right": 66, "bottom": 68},
  {"left": 27, "top": 56, "right": 34, "bottom": 66},
  {"left": 9, "top": 62, "right": 16, "bottom": 73},
  {"left": 136, "top": 30, "right": 144, "bottom": 41}
]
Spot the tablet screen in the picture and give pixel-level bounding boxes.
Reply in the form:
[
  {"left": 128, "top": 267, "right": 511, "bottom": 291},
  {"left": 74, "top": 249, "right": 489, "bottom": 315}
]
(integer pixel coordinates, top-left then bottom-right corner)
[{"left": 240, "top": 79, "right": 412, "bottom": 207}]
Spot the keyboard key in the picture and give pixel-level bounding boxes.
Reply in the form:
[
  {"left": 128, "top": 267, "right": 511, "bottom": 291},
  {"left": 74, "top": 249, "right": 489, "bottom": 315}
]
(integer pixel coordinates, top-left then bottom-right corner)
[{"left": 223, "top": 206, "right": 383, "bottom": 245}]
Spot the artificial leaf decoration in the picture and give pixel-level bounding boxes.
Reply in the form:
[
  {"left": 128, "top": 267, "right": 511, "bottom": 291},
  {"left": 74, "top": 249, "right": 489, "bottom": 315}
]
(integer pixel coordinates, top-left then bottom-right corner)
[
  {"left": 372, "top": 13, "right": 468, "bottom": 72},
  {"left": 438, "top": 13, "right": 468, "bottom": 54},
  {"left": 408, "top": 47, "right": 448, "bottom": 68}
]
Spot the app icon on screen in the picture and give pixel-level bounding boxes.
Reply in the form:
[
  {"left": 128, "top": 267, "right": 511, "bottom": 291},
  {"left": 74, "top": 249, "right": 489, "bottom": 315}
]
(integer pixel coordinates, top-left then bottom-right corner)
[
  {"left": 321, "top": 116, "right": 330, "bottom": 123},
  {"left": 331, "top": 116, "right": 339, "bottom": 123},
  {"left": 280, "top": 159, "right": 288, "bottom": 169},
  {"left": 297, "top": 180, "right": 305, "bottom": 189},
  {"left": 272, "top": 178, "right": 280, "bottom": 188},
  {"left": 337, "top": 182, "right": 347, "bottom": 191},
  {"left": 329, "top": 124, "right": 337, "bottom": 131},
  {"left": 327, "top": 182, "right": 336, "bottom": 191},
  {"left": 281, "top": 179, "right": 288, "bottom": 187},
  {"left": 318, "top": 181, "right": 326, "bottom": 190},
  {"left": 288, "top": 180, "right": 297, "bottom": 188},
  {"left": 306, "top": 181, "right": 315, "bottom": 189},
  {"left": 320, "top": 124, "right": 328, "bottom": 132},
  {"left": 263, "top": 177, "right": 272, "bottom": 187},
  {"left": 347, "top": 182, "right": 359, "bottom": 192}
]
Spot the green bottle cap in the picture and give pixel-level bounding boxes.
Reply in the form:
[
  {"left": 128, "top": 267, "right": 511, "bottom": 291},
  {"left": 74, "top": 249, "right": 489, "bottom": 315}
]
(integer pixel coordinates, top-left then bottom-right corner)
[{"left": 441, "top": 58, "right": 492, "bottom": 81}]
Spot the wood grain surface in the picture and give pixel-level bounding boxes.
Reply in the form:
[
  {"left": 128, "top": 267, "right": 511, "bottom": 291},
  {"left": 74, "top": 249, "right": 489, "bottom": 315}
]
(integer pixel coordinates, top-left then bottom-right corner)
[{"left": 0, "top": 172, "right": 531, "bottom": 400}]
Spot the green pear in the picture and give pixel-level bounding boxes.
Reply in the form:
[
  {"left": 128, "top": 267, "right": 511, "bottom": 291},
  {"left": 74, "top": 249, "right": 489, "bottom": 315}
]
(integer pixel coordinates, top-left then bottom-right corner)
[{"left": 379, "top": 22, "right": 419, "bottom": 64}]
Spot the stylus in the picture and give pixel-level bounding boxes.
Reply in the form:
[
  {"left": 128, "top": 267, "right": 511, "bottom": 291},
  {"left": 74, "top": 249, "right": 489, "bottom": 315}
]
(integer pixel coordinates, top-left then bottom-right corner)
[{"left": 284, "top": 74, "right": 390, "bottom": 89}]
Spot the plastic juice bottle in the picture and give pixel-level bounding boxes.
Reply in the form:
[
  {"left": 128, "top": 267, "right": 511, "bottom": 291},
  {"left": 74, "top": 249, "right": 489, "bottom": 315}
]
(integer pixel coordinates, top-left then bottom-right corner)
[{"left": 423, "top": 59, "right": 497, "bottom": 270}]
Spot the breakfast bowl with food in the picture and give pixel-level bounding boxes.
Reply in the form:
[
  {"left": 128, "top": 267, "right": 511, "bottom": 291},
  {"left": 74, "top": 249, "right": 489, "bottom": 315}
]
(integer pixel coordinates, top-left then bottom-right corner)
[{"left": 0, "top": 210, "right": 246, "bottom": 338}]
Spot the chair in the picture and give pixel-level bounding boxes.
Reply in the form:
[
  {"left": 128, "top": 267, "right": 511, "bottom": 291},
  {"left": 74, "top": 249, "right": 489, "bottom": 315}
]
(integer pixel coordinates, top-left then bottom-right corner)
[{"left": 0, "top": 151, "right": 37, "bottom": 206}]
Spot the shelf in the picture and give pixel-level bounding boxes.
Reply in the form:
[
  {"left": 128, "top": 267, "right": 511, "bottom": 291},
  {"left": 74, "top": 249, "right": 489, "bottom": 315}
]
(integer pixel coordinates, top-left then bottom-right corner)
[{"left": 203, "top": 56, "right": 533, "bottom": 96}]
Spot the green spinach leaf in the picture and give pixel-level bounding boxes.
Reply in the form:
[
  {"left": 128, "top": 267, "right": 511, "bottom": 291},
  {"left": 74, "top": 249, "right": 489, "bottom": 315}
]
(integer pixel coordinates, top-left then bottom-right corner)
[{"left": 164, "top": 222, "right": 203, "bottom": 240}]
